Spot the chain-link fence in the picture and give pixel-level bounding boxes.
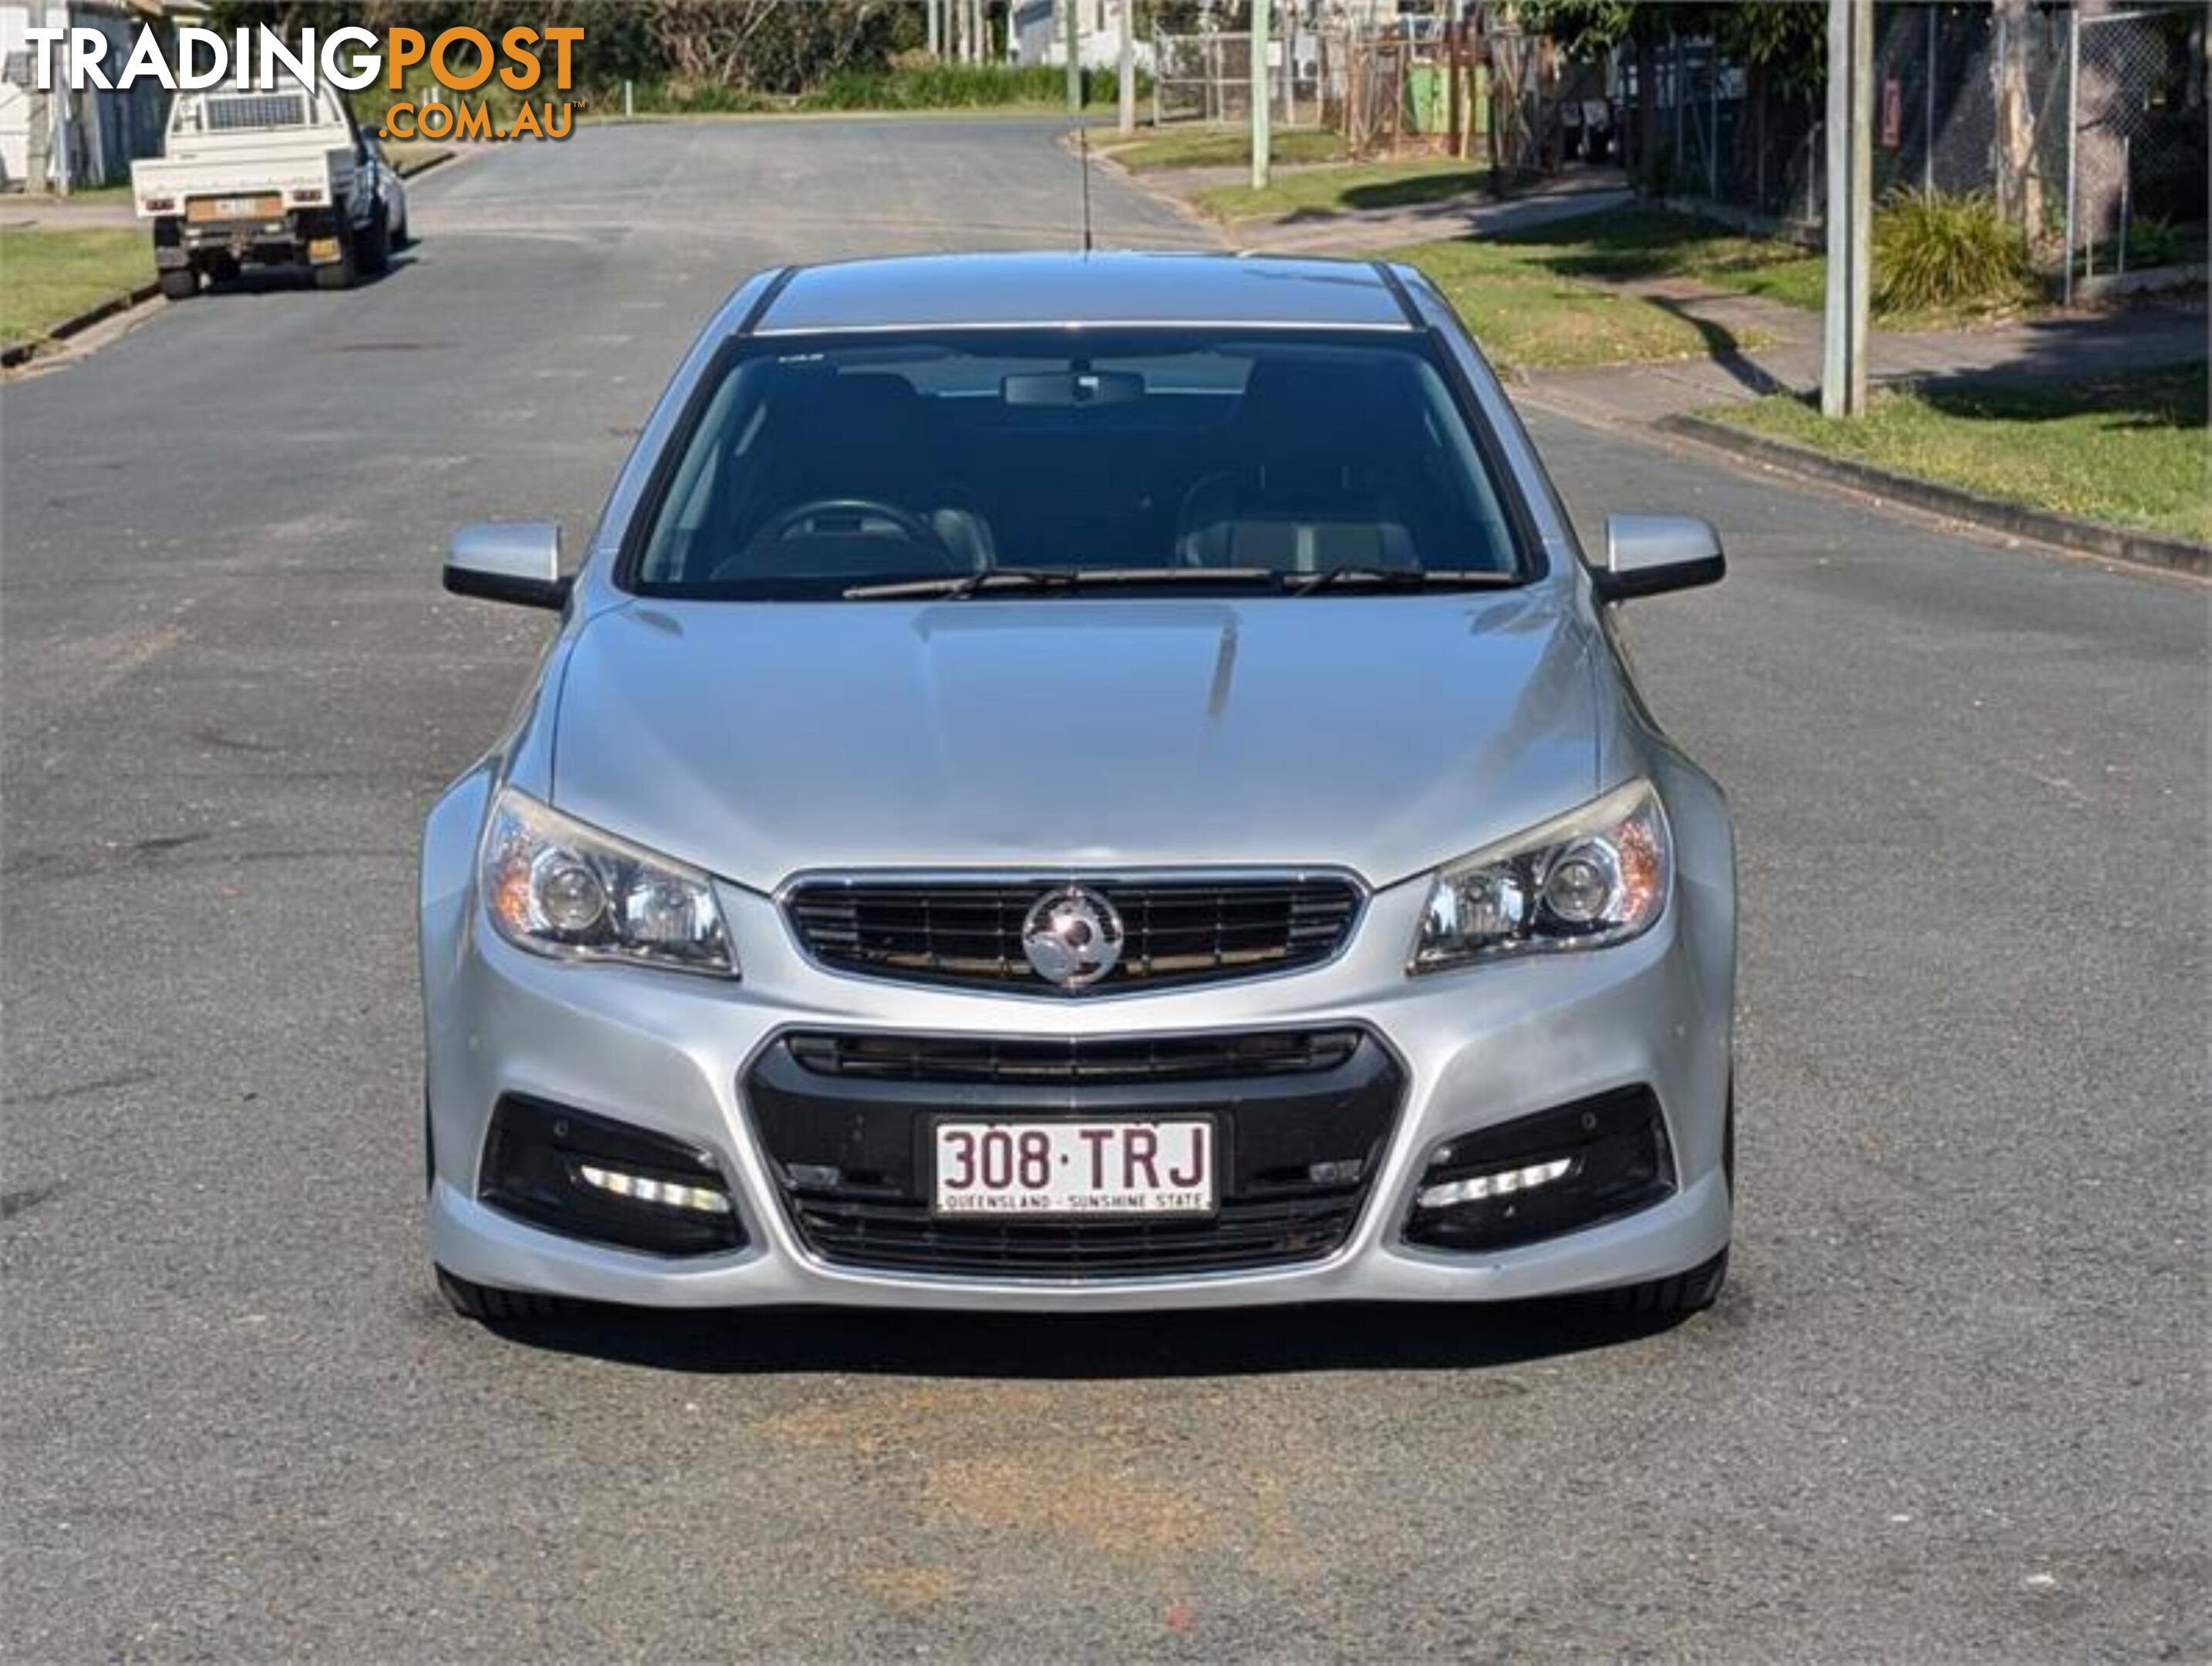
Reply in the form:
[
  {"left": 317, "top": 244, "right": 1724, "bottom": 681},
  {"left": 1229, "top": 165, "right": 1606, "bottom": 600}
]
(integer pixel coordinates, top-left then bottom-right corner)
[
  {"left": 1151, "top": 30, "right": 1321, "bottom": 130},
  {"left": 2069, "top": 6, "right": 2207, "bottom": 286},
  {"left": 1155, "top": 2, "right": 2204, "bottom": 287},
  {"left": 1623, "top": 1, "right": 2204, "bottom": 282},
  {"left": 1155, "top": 22, "right": 1521, "bottom": 164}
]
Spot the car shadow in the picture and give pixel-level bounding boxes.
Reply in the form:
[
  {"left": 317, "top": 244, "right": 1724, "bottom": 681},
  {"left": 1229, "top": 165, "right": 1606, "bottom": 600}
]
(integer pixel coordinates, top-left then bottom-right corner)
[
  {"left": 200, "top": 253, "right": 416, "bottom": 298},
  {"left": 470, "top": 1293, "right": 1717, "bottom": 1378}
]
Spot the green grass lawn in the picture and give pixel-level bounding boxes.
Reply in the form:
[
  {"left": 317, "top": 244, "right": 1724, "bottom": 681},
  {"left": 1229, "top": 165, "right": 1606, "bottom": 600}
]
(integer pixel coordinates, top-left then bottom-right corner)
[
  {"left": 1388, "top": 211, "right": 1781, "bottom": 372},
  {"left": 385, "top": 142, "right": 450, "bottom": 177},
  {"left": 1490, "top": 207, "right": 1825, "bottom": 310},
  {"left": 11, "top": 181, "right": 136, "bottom": 207},
  {"left": 1704, "top": 365, "right": 2211, "bottom": 543},
  {"left": 1195, "top": 158, "right": 1489, "bottom": 221},
  {"left": 1101, "top": 125, "right": 1348, "bottom": 172},
  {"left": 0, "top": 227, "right": 152, "bottom": 346}
]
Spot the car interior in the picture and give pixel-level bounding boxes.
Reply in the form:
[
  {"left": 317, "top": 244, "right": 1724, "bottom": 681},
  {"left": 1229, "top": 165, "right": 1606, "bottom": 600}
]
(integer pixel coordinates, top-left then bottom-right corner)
[{"left": 635, "top": 336, "right": 1522, "bottom": 589}]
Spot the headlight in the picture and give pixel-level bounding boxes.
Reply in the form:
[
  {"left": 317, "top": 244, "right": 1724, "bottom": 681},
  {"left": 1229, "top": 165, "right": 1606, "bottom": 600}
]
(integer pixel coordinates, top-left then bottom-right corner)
[
  {"left": 1410, "top": 781, "right": 1670, "bottom": 973},
  {"left": 481, "top": 787, "right": 737, "bottom": 976}
]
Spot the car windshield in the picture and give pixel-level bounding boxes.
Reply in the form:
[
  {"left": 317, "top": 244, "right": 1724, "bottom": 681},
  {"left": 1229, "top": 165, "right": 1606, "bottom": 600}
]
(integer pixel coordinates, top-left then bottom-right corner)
[{"left": 628, "top": 329, "right": 1528, "bottom": 598}]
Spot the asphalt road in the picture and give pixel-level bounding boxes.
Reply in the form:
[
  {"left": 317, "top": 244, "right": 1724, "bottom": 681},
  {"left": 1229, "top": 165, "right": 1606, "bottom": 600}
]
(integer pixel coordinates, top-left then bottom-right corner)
[{"left": 3, "top": 120, "right": 2204, "bottom": 1662}]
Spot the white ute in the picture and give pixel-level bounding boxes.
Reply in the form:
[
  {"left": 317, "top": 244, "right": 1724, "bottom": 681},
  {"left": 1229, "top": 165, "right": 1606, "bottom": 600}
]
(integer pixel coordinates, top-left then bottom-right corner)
[{"left": 132, "top": 83, "right": 409, "bottom": 297}]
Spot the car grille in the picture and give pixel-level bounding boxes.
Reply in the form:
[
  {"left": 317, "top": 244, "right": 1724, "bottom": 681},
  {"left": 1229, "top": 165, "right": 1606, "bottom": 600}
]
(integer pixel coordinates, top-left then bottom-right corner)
[
  {"left": 789, "top": 1196, "right": 1361, "bottom": 1277},
  {"left": 784, "top": 874, "right": 1362, "bottom": 994},
  {"left": 746, "top": 1027, "right": 1404, "bottom": 1280},
  {"left": 784, "top": 1027, "right": 1364, "bottom": 1084}
]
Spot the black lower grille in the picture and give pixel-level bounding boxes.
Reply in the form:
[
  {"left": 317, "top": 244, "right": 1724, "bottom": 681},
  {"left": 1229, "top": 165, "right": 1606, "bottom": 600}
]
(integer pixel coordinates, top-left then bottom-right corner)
[
  {"left": 784, "top": 1027, "right": 1365, "bottom": 1084},
  {"left": 790, "top": 1194, "right": 1357, "bottom": 1276},
  {"left": 746, "top": 1027, "right": 1404, "bottom": 1279},
  {"left": 784, "top": 875, "right": 1362, "bottom": 994}
]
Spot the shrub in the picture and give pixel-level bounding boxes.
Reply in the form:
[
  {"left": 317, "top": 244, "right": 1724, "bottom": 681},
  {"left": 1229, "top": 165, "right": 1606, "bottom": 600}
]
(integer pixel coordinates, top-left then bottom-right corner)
[
  {"left": 2108, "top": 213, "right": 2187, "bottom": 270},
  {"left": 1872, "top": 189, "right": 2035, "bottom": 316},
  {"left": 801, "top": 64, "right": 1135, "bottom": 111}
]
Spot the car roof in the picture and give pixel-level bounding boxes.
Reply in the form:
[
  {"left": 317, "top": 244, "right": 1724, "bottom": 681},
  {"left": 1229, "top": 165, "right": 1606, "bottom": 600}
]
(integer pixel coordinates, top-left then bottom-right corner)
[{"left": 742, "top": 251, "right": 1418, "bottom": 335}]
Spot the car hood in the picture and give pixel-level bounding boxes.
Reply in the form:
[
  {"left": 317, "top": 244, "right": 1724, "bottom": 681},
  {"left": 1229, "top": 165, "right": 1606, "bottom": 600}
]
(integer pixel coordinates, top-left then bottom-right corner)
[{"left": 548, "top": 592, "right": 1601, "bottom": 892}]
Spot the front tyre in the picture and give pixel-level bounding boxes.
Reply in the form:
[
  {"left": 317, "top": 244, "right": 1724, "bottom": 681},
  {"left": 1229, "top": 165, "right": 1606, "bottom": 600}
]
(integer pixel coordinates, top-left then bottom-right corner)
[
  {"left": 311, "top": 225, "right": 358, "bottom": 291},
  {"left": 356, "top": 207, "right": 390, "bottom": 277},
  {"left": 1595, "top": 1246, "right": 1728, "bottom": 1318},
  {"left": 1595, "top": 1081, "right": 1734, "bottom": 1320},
  {"left": 435, "top": 1266, "right": 566, "bottom": 1325},
  {"left": 157, "top": 268, "right": 197, "bottom": 301}
]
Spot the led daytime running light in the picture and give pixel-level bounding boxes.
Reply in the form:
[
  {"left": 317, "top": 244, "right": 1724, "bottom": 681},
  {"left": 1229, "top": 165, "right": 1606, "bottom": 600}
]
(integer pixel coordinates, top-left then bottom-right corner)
[
  {"left": 576, "top": 1163, "right": 733, "bottom": 1216},
  {"left": 1416, "top": 1157, "right": 1576, "bottom": 1210}
]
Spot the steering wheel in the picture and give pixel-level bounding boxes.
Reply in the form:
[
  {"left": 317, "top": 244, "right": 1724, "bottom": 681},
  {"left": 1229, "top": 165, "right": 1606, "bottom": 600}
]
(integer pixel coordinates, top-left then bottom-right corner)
[{"left": 729, "top": 497, "right": 964, "bottom": 575}]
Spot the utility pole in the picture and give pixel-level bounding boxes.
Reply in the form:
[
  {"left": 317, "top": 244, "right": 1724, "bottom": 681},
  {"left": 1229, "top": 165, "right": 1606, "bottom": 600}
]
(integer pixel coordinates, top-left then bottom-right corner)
[
  {"left": 1118, "top": 0, "right": 1137, "bottom": 134},
  {"left": 1249, "top": 0, "right": 1271, "bottom": 190},
  {"left": 25, "top": 0, "right": 52, "bottom": 195},
  {"left": 928, "top": 0, "right": 941, "bottom": 61},
  {"left": 1066, "top": 0, "right": 1082, "bottom": 110},
  {"left": 1820, "top": 0, "right": 1872, "bottom": 418}
]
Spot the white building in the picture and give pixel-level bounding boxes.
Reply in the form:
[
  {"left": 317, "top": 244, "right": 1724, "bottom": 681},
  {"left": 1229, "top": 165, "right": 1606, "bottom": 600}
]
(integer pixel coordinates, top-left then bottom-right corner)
[
  {"left": 0, "top": 0, "right": 202, "bottom": 191},
  {"left": 1012, "top": 0, "right": 1141, "bottom": 69}
]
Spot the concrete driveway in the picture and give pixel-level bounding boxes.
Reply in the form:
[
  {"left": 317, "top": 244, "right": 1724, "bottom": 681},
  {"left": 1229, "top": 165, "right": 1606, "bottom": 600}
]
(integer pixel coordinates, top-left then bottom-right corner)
[{"left": 2, "top": 118, "right": 2204, "bottom": 1661}]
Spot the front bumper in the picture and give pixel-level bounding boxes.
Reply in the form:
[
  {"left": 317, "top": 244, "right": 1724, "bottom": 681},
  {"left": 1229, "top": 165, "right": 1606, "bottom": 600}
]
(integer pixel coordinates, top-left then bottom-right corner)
[{"left": 423, "top": 821, "right": 1733, "bottom": 1311}]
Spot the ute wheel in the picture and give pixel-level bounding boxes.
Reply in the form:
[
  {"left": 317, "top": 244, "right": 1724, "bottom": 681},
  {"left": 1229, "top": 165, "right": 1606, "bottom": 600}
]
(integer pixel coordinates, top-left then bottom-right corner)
[
  {"left": 436, "top": 1266, "right": 565, "bottom": 1325},
  {"left": 312, "top": 229, "right": 358, "bottom": 291},
  {"left": 158, "top": 268, "right": 197, "bottom": 301},
  {"left": 356, "top": 208, "right": 390, "bottom": 277}
]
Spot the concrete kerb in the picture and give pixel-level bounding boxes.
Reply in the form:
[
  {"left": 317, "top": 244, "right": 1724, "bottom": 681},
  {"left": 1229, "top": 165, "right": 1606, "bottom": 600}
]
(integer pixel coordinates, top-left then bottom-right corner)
[{"left": 1658, "top": 410, "right": 2210, "bottom": 580}]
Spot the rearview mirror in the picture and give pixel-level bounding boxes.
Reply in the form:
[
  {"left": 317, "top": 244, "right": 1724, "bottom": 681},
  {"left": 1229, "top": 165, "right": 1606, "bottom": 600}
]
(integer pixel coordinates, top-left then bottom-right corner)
[
  {"left": 1002, "top": 369, "right": 1145, "bottom": 407},
  {"left": 444, "top": 521, "right": 568, "bottom": 610},
  {"left": 1593, "top": 514, "right": 1725, "bottom": 603}
]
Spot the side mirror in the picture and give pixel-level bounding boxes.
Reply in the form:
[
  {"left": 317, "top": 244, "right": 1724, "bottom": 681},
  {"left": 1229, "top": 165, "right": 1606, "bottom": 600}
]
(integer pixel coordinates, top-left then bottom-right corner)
[
  {"left": 1593, "top": 514, "right": 1725, "bottom": 604},
  {"left": 444, "top": 521, "right": 569, "bottom": 611}
]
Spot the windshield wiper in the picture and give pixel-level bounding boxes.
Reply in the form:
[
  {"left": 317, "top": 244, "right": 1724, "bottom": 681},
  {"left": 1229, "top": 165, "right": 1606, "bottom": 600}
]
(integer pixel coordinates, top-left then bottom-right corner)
[
  {"left": 1284, "top": 566, "right": 1520, "bottom": 596},
  {"left": 843, "top": 567, "right": 1280, "bottom": 600}
]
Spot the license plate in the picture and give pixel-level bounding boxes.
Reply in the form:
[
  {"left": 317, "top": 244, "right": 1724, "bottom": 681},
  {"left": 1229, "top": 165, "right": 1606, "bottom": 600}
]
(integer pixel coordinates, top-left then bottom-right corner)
[
  {"left": 188, "top": 194, "right": 278, "bottom": 223},
  {"left": 932, "top": 1119, "right": 1216, "bottom": 1217}
]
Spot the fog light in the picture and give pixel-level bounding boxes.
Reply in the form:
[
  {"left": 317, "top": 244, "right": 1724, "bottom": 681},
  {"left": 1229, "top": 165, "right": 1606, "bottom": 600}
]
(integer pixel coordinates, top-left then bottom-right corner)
[
  {"left": 577, "top": 1163, "right": 732, "bottom": 1214},
  {"left": 1404, "top": 1087, "right": 1675, "bottom": 1253},
  {"left": 1416, "top": 1156, "right": 1576, "bottom": 1210},
  {"left": 478, "top": 1095, "right": 744, "bottom": 1256}
]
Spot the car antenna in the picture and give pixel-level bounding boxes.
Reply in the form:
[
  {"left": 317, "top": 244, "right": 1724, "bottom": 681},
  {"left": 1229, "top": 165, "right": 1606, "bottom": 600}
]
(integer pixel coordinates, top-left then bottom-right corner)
[{"left": 1076, "top": 116, "right": 1094, "bottom": 255}]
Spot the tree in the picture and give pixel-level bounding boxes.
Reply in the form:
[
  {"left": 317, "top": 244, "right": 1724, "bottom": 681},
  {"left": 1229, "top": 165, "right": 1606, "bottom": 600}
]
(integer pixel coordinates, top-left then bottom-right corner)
[
  {"left": 1516, "top": 0, "right": 1826, "bottom": 191},
  {"left": 1519, "top": 0, "right": 1823, "bottom": 92},
  {"left": 1988, "top": 0, "right": 2043, "bottom": 244}
]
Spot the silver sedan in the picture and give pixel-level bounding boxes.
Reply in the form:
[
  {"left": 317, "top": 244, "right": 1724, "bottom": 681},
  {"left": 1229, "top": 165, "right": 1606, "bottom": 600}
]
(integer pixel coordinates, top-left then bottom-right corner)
[{"left": 421, "top": 251, "right": 1736, "bottom": 1327}]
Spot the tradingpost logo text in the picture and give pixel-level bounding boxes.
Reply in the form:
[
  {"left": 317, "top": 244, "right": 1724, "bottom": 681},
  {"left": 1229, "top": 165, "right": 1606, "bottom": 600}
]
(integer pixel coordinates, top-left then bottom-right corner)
[{"left": 21, "top": 24, "right": 585, "bottom": 140}]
